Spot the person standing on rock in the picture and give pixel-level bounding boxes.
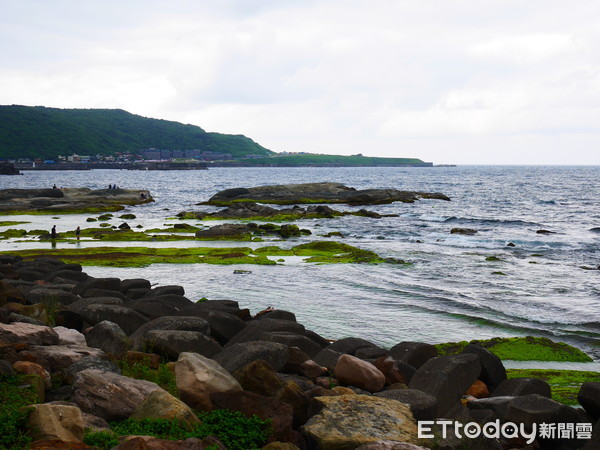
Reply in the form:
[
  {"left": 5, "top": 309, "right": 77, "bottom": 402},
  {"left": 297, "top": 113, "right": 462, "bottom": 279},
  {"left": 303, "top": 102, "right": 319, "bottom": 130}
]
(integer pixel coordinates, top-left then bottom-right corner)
[
  {"left": 50, "top": 225, "right": 57, "bottom": 239},
  {"left": 75, "top": 226, "right": 80, "bottom": 241}
]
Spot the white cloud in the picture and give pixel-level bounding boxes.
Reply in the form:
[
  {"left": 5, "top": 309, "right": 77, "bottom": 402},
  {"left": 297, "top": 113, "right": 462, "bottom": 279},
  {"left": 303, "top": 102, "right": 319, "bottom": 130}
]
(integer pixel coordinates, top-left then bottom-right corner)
[{"left": 1, "top": 0, "right": 600, "bottom": 164}]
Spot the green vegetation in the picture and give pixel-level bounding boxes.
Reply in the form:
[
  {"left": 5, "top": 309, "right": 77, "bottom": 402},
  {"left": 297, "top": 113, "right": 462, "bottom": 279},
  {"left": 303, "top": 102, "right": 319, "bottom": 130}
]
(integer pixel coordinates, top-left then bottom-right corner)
[
  {"left": 0, "top": 205, "right": 126, "bottom": 215},
  {"left": 435, "top": 336, "right": 593, "bottom": 362},
  {"left": 0, "top": 374, "right": 38, "bottom": 449},
  {"left": 116, "top": 360, "right": 177, "bottom": 397},
  {"left": 0, "top": 221, "right": 30, "bottom": 227},
  {"left": 84, "top": 410, "right": 271, "bottom": 450},
  {"left": 0, "top": 105, "right": 273, "bottom": 160},
  {"left": 507, "top": 369, "right": 600, "bottom": 405},
  {"left": 0, "top": 241, "right": 402, "bottom": 267},
  {"left": 229, "top": 153, "right": 429, "bottom": 167}
]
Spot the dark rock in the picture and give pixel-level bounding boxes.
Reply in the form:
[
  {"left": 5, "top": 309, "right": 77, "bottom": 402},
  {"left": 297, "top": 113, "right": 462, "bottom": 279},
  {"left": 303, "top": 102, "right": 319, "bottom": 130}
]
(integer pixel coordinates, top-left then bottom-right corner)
[
  {"left": 235, "top": 359, "right": 284, "bottom": 396},
  {"left": 24, "top": 287, "right": 79, "bottom": 306},
  {"left": 68, "top": 296, "right": 123, "bottom": 314},
  {"left": 129, "top": 316, "right": 211, "bottom": 351},
  {"left": 45, "top": 385, "right": 74, "bottom": 402},
  {"left": 536, "top": 229, "right": 556, "bottom": 235},
  {"left": 313, "top": 348, "right": 342, "bottom": 370},
  {"left": 206, "top": 311, "right": 246, "bottom": 345},
  {"left": 0, "top": 359, "right": 16, "bottom": 376},
  {"left": 46, "top": 269, "right": 89, "bottom": 283},
  {"left": 75, "top": 278, "right": 121, "bottom": 296},
  {"left": 355, "top": 346, "right": 388, "bottom": 359},
  {"left": 84, "top": 320, "right": 132, "bottom": 356},
  {"left": 144, "top": 329, "right": 222, "bottom": 359},
  {"left": 127, "top": 295, "right": 193, "bottom": 319},
  {"left": 210, "top": 390, "right": 295, "bottom": 443},
  {"left": 78, "top": 304, "right": 148, "bottom": 335},
  {"left": 304, "top": 329, "right": 331, "bottom": 349},
  {"left": 450, "top": 227, "right": 478, "bottom": 235},
  {"left": 578, "top": 382, "right": 600, "bottom": 421},
  {"left": 491, "top": 377, "right": 551, "bottom": 398},
  {"left": 409, "top": 353, "right": 481, "bottom": 416},
  {"left": 282, "top": 347, "right": 311, "bottom": 374},
  {"left": 374, "top": 356, "right": 414, "bottom": 385},
  {"left": 463, "top": 344, "right": 506, "bottom": 390},
  {"left": 225, "top": 318, "right": 305, "bottom": 346},
  {"left": 389, "top": 342, "right": 438, "bottom": 369},
  {"left": 120, "top": 278, "right": 151, "bottom": 293},
  {"left": 148, "top": 285, "right": 185, "bottom": 297},
  {"left": 466, "top": 396, "right": 514, "bottom": 419},
  {"left": 54, "top": 310, "right": 84, "bottom": 331},
  {"left": 256, "top": 309, "right": 297, "bottom": 322},
  {"left": 327, "top": 337, "right": 378, "bottom": 355},
  {"left": 375, "top": 388, "right": 437, "bottom": 421},
  {"left": 214, "top": 341, "right": 290, "bottom": 374},
  {"left": 260, "top": 331, "right": 322, "bottom": 357},
  {"left": 124, "top": 288, "right": 151, "bottom": 299},
  {"left": 83, "top": 288, "right": 127, "bottom": 301},
  {"left": 65, "top": 356, "right": 121, "bottom": 382}
]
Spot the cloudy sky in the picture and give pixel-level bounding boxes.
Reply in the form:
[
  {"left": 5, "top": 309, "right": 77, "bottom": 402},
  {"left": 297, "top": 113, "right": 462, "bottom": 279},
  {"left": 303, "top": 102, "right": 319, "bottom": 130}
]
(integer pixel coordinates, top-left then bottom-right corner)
[{"left": 1, "top": 0, "right": 599, "bottom": 164}]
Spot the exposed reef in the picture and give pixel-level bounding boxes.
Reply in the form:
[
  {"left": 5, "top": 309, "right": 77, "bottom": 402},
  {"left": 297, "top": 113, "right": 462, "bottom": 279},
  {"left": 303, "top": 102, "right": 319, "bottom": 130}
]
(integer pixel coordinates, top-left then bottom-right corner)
[
  {"left": 0, "top": 188, "right": 153, "bottom": 214},
  {"left": 203, "top": 182, "right": 450, "bottom": 206}
]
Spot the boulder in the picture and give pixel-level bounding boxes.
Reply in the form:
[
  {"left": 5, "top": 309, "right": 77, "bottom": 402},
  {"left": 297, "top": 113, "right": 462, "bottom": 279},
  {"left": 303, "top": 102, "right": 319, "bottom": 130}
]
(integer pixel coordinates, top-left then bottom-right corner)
[
  {"left": 175, "top": 352, "right": 242, "bottom": 411},
  {"left": 53, "top": 326, "right": 86, "bottom": 346},
  {"left": 408, "top": 353, "right": 481, "bottom": 416},
  {"left": 225, "top": 318, "right": 305, "bottom": 346},
  {"left": 130, "top": 389, "right": 201, "bottom": 427},
  {"left": 313, "top": 348, "right": 342, "bottom": 370},
  {"left": 450, "top": 227, "right": 477, "bottom": 235},
  {"left": 120, "top": 278, "right": 151, "bottom": 293},
  {"left": 491, "top": 377, "right": 551, "bottom": 398},
  {"left": 74, "top": 277, "right": 121, "bottom": 296},
  {"left": 463, "top": 344, "right": 506, "bottom": 390},
  {"left": 0, "top": 322, "right": 59, "bottom": 345},
  {"left": 578, "top": 382, "right": 600, "bottom": 421},
  {"left": 144, "top": 329, "right": 222, "bottom": 359},
  {"left": 78, "top": 304, "right": 148, "bottom": 335},
  {"left": 214, "top": 341, "right": 290, "bottom": 374},
  {"left": 302, "top": 395, "right": 418, "bottom": 448},
  {"left": 73, "top": 369, "right": 165, "bottom": 420},
  {"left": 130, "top": 316, "right": 211, "bottom": 351},
  {"left": 65, "top": 356, "right": 121, "bottom": 382},
  {"left": 84, "top": 320, "right": 132, "bottom": 356},
  {"left": 355, "top": 346, "right": 388, "bottom": 359},
  {"left": 327, "top": 337, "right": 378, "bottom": 355},
  {"left": 374, "top": 356, "right": 414, "bottom": 385},
  {"left": 260, "top": 331, "right": 322, "bottom": 357},
  {"left": 334, "top": 354, "right": 386, "bottom": 392},
  {"left": 22, "top": 344, "right": 105, "bottom": 371},
  {"left": 46, "top": 269, "right": 89, "bottom": 283},
  {"left": 148, "top": 285, "right": 185, "bottom": 297},
  {"left": 375, "top": 389, "right": 438, "bottom": 421},
  {"left": 206, "top": 311, "right": 246, "bottom": 345},
  {"left": 389, "top": 342, "right": 438, "bottom": 369},
  {"left": 256, "top": 309, "right": 297, "bottom": 322},
  {"left": 82, "top": 288, "right": 127, "bottom": 301},
  {"left": 25, "top": 288, "right": 79, "bottom": 306},
  {"left": 4, "top": 302, "right": 49, "bottom": 325},
  {"left": 67, "top": 296, "right": 123, "bottom": 315},
  {"left": 27, "top": 404, "right": 85, "bottom": 443},
  {"left": 12, "top": 360, "right": 52, "bottom": 388},
  {"left": 235, "top": 359, "right": 284, "bottom": 396},
  {"left": 127, "top": 294, "right": 194, "bottom": 319},
  {"left": 210, "top": 390, "right": 295, "bottom": 443},
  {"left": 300, "top": 360, "right": 328, "bottom": 379}
]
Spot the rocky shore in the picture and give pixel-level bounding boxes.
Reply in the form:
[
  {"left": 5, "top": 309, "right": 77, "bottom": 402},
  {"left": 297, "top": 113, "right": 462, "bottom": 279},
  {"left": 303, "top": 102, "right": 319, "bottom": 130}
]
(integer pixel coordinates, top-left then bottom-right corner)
[
  {"left": 0, "top": 254, "right": 598, "bottom": 449},
  {"left": 0, "top": 188, "right": 153, "bottom": 213}
]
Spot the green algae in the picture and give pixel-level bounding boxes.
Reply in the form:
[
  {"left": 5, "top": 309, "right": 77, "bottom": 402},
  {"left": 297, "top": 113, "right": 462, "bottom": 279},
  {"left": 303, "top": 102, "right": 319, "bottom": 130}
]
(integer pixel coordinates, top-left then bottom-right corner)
[
  {"left": 0, "top": 241, "right": 401, "bottom": 267},
  {"left": 0, "top": 221, "right": 30, "bottom": 227},
  {"left": 120, "top": 214, "right": 137, "bottom": 219},
  {"left": 435, "top": 336, "right": 593, "bottom": 362},
  {"left": 0, "top": 205, "right": 126, "bottom": 215},
  {"left": 506, "top": 369, "right": 600, "bottom": 405}
]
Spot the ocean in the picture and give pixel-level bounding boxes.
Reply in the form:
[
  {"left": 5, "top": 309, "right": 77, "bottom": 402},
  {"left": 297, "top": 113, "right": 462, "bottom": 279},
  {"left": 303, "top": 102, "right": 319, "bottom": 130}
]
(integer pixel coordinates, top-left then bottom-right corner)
[{"left": 2, "top": 166, "right": 599, "bottom": 361}]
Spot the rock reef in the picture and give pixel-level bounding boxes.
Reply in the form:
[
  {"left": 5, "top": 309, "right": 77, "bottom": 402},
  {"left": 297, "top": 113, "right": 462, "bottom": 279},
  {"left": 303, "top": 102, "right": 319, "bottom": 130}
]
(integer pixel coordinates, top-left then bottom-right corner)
[{"left": 0, "top": 188, "right": 153, "bottom": 213}]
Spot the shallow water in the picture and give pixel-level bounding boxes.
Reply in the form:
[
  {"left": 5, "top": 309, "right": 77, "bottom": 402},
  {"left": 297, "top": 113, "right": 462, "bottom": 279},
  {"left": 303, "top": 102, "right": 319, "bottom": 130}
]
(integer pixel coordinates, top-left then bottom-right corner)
[{"left": 2, "top": 166, "right": 599, "bottom": 360}]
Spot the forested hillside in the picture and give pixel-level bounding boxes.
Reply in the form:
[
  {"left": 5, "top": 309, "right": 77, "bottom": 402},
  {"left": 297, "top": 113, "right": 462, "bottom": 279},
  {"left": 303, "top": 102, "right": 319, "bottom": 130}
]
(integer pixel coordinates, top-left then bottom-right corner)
[{"left": 0, "top": 105, "right": 273, "bottom": 160}]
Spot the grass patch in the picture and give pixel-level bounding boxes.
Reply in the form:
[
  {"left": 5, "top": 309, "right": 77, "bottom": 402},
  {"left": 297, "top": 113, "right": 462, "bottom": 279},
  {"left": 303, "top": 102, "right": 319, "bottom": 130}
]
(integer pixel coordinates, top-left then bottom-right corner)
[
  {"left": 0, "top": 374, "right": 39, "bottom": 449},
  {"left": 84, "top": 410, "right": 271, "bottom": 450},
  {"left": 435, "top": 336, "right": 593, "bottom": 362},
  {"left": 506, "top": 369, "right": 600, "bottom": 405},
  {"left": 116, "top": 360, "right": 177, "bottom": 397}
]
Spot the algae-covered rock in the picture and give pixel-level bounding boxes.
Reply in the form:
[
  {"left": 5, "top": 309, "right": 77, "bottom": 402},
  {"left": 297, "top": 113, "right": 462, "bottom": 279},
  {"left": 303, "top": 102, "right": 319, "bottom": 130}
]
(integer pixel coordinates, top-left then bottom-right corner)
[
  {"left": 130, "top": 389, "right": 201, "bottom": 427},
  {"left": 302, "top": 394, "right": 418, "bottom": 449},
  {"left": 27, "top": 403, "right": 85, "bottom": 443}
]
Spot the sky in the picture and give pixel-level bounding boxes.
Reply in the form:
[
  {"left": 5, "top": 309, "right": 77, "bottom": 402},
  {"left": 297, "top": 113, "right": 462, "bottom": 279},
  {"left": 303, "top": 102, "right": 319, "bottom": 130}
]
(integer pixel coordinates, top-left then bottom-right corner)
[{"left": 1, "top": 0, "right": 600, "bottom": 165}]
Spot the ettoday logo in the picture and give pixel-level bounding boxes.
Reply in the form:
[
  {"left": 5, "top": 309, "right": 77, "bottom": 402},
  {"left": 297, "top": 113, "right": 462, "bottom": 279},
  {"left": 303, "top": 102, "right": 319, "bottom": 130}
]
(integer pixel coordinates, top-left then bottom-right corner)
[{"left": 418, "top": 420, "right": 593, "bottom": 444}]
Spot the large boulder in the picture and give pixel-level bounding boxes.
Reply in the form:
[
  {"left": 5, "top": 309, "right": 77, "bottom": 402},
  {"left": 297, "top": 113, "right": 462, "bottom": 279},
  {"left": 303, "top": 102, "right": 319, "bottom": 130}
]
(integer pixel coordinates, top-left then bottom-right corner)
[
  {"left": 463, "top": 344, "right": 506, "bottom": 391},
  {"left": 130, "top": 316, "right": 211, "bottom": 351},
  {"left": 389, "top": 342, "right": 438, "bottom": 369},
  {"left": 130, "top": 389, "right": 201, "bottom": 428},
  {"left": 214, "top": 341, "right": 290, "bottom": 374},
  {"left": 235, "top": 359, "right": 284, "bottom": 396},
  {"left": 66, "top": 356, "right": 121, "bottom": 382},
  {"left": 210, "top": 390, "right": 296, "bottom": 443},
  {"left": 334, "top": 354, "right": 386, "bottom": 392},
  {"left": 144, "top": 330, "right": 222, "bottom": 359},
  {"left": 73, "top": 369, "right": 165, "bottom": 420},
  {"left": 260, "top": 331, "right": 322, "bottom": 358},
  {"left": 78, "top": 304, "right": 148, "bottom": 335},
  {"left": 491, "top": 377, "right": 551, "bottom": 398},
  {"left": 578, "top": 382, "right": 600, "bottom": 421},
  {"left": 0, "top": 322, "right": 59, "bottom": 345},
  {"left": 408, "top": 353, "right": 481, "bottom": 416},
  {"left": 206, "top": 311, "right": 246, "bottom": 345},
  {"left": 22, "top": 345, "right": 105, "bottom": 371},
  {"left": 175, "top": 352, "right": 242, "bottom": 411},
  {"left": 74, "top": 277, "right": 121, "bottom": 296},
  {"left": 67, "top": 296, "right": 123, "bottom": 315},
  {"left": 84, "top": 320, "right": 132, "bottom": 356},
  {"left": 375, "top": 389, "right": 438, "bottom": 421},
  {"left": 27, "top": 403, "right": 85, "bottom": 443},
  {"left": 53, "top": 326, "right": 86, "bottom": 346},
  {"left": 327, "top": 337, "right": 379, "bottom": 355},
  {"left": 24, "top": 288, "right": 79, "bottom": 306},
  {"left": 302, "top": 395, "right": 418, "bottom": 448},
  {"left": 127, "top": 295, "right": 194, "bottom": 319},
  {"left": 225, "top": 318, "right": 305, "bottom": 346}
]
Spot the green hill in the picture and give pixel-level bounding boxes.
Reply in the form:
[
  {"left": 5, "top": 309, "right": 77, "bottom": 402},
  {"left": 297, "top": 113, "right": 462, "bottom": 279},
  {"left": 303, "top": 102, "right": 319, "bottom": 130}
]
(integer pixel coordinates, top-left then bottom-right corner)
[
  {"left": 231, "top": 153, "right": 431, "bottom": 166},
  {"left": 0, "top": 105, "right": 273, "bottom": 160}
]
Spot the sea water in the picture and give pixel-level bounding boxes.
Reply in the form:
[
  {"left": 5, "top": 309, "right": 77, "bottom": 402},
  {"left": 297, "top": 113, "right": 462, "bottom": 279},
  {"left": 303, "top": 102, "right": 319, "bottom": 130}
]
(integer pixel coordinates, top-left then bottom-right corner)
[{"left": 1, "top": 166, "right": 599, "bottom": 359}]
